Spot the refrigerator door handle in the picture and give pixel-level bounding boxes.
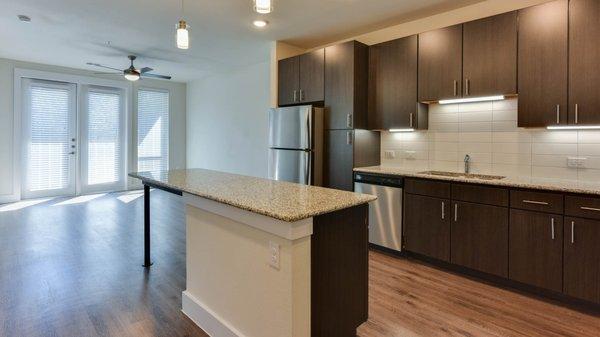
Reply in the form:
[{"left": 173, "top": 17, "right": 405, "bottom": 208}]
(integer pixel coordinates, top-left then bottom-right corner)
[{"left": 305, "top": 151, "right": 311, "bottom": 185}]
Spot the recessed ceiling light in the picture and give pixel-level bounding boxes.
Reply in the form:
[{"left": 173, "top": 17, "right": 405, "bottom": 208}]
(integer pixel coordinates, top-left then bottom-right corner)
[
  {"left": 253, "top": 20, "right": 268, "bottom": 28},
  {"left": 17, "top": 15, "right": 31, "bottom": 22}
]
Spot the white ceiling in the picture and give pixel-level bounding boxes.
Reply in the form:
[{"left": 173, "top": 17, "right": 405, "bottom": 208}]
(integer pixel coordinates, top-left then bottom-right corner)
[{"left": 0, "top": 0, "right": 483, "bottom": 82}]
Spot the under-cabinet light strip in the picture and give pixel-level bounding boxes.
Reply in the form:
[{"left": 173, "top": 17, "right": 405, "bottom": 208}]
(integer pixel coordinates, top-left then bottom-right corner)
[
  {"left": 547, "top": 125, "right": 600, "bottom": 130},
  {"left": 438, "top": 95, "right": 505, "bottom": 105},
  {"left": 389, "top": 128, "right": 415, "bottom": 133}
]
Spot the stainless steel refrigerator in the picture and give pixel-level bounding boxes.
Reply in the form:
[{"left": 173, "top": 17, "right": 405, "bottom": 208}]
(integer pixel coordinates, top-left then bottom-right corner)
[{"left": 268, "top": 105, "right": 324, "bottom": 185}]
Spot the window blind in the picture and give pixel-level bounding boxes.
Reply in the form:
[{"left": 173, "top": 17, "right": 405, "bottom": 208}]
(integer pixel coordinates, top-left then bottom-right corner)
[
  {"left": 137, "top": 89, "right": 169, "bottom": 172},
  {"left": 27, "top": 83, "right": 72, "bottom": 192},
  {"left": 86, "top": 89, "right": 122, "bottom": 185}
]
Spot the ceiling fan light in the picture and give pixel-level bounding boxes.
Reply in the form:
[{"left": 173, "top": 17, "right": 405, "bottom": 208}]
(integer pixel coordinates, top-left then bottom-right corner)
[
  {"left": 177, "top": 20, "right": 189, "bottom": 49},
  {"left": 124, "top": 72, "right": 140, "bottom": 81},
  {"left": 254, "top": 0, "right": 272, "bottom": 14}
]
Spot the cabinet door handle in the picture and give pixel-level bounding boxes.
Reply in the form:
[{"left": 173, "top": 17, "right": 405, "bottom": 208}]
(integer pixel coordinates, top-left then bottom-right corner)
[
  {"left": 556, "top": 105, "right": 560, "bottom": 124},
  {"left": 465, "top": 79, "right": 470, "bottom": 96},
  {"left": 571, "top": 221, "right": 575, "bottom": 244},
  {"left": 522, "top": 200, "right": 549, "bottom": 205},
  {"left": 346, "top": 113, "right": 353, "bottom": 128},
  {"left": 575, "top": 104, "right": 579, "bottom": 124},
  {"left": 551, "top": 218, "right": 555, "bottom": 240},
  {"left": 581, "top": 206, "right": 600, "bottom": 212},
  {"left": 346, "top": 131, "right": 352, "bottom": 145},
  {"left": 453, "top": 80, "right": 457, "bottom": 96},
  {"left": 293, "top": 90, "right": 298, "bottom": 102},
  {"left": 454, "top": 203, "right": 458, "bottom": 222},
  {"left": 441, "top": 202, "right": 445, "bottom": 220},
  {"left": 299, "top": 89, "right": 304, "bottom": 101},
  {"left": 409, "top": 113, "right": 414, "bottom": 128}
]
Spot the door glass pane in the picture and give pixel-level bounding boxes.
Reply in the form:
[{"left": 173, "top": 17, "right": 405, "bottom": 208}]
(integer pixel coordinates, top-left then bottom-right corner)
[
  {"left": 137, "top": 89, "right": 169, "bottom": 172},
  {"left": 27, "top": 84, "right": 72, "bottom": 192},
  {"left": 86, "top": 90, "right": 122, "bottom": 185}
]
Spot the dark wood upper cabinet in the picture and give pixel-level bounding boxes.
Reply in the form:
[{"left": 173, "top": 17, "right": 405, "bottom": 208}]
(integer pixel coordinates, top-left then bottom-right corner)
[
  {"left": 418, "top": 25, "right": 463, "bottom": 102},
  {"left": 369, "top": 36, "right": 426, "bottom": 130},
  {"left": 299, "top": 49, "right": 325, "bottom": 103},
  {"left": 569, "top": 0, "right": 600, "bottom": 125},
  {"left": 278, "top": 56, "right": 300, "bottom": 106},
  {"left": 518, "top": 0, "right": 568, "bottom": 127},
  {"left": 404, "top": 193, "right": 451, "bottom": 262},
  {"left": 509, "top": 209, "right": 563, "bottom": 292},
  {"left": 451, "top": 201, "right": 509, "bottom": 277},
  {"left": 564, "top": 216, "right": 600, "bottom": 304},
  {"left": 278, "top": 49, "right": 324, "bottom": 106},
  {"left": 325, "top": 41, "right": 368, "bottom": 130},
  {"left": 463, "top": 11, "right": 517, "bottom": 97}
]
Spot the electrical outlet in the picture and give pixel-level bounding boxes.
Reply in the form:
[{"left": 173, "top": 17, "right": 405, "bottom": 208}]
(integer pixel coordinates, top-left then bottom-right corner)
[
  {"left": 269, "top": 241, "right": 280, "bottom": 269},
  {"left": 567, "top": 157, "right": 587, "bottom": 168},
  {"left": 405, "top": 150, "right": 416, "bottom": 160},
  {"left": 384, "top": 150, "right": 396, "bottom": 159}
]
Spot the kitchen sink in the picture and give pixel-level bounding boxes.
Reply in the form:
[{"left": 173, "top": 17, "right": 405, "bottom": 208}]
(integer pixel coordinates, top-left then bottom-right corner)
[{"left": 418, "top": 171, "right": 506, "bottom": 180}]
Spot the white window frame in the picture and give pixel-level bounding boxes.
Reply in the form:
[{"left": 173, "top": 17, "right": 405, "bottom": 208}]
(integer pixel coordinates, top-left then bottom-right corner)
[
  {"left": 13, "top": 68, "right": 131, "bottom": 201},
  {"left": 135, "top": 87, "right": 170, "bottom": 173}
]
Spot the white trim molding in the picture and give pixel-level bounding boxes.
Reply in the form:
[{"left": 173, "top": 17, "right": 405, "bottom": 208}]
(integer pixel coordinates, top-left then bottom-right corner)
[{"left": 182, "top": 291, "right": 246, "bottom": 337}]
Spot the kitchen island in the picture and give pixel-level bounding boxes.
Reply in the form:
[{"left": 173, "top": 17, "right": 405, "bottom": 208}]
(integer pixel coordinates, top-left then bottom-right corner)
[{"left": 129, "top": 169, "right": 376, "bottom": 337}]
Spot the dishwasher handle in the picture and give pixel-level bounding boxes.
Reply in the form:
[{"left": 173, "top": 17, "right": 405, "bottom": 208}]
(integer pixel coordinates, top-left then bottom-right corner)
[{"left": 354, "top": 173, "right": 404, "bottom": 188}]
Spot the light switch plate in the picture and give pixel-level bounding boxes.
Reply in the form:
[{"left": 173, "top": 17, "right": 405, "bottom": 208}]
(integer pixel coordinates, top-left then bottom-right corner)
[
  {"left": 567, "top": 157, "right": 587, "bottom": 168},
  {"left": 269, "top": 241, "right": 280, "bottom": 269}
]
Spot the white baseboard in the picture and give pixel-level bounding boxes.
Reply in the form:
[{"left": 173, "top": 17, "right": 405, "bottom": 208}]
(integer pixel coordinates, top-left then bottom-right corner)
[
  {"left": 0, "top": 194, "right": 19, "bottom": 205},
  {"left": 181, "top": 290, "right": 246, "bottom": 337}
]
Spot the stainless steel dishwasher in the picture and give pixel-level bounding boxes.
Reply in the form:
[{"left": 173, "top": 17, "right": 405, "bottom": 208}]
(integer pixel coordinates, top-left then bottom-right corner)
[{"left": 354, "top": 173, "right": 403, "bottom": 252}]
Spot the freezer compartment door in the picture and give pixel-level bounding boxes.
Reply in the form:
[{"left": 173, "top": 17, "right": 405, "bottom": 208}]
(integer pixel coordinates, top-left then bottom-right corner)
[
  {"left": 269, "top": 106, "right": 312, "bottom": 149},
  {"left": 268, "top": 149, "right": 310, "bottom": 184}
]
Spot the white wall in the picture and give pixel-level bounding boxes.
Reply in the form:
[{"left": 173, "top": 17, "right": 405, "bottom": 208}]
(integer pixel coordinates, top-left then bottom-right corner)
[
  {"left": 381, "top": 98, "right": 600, "bottom": 184},
  {"left": 186, "top": 60, "right": 270, "bottom": 178},
  {"left": 0, "top": 57, "right": 186, "bottom": 202}
]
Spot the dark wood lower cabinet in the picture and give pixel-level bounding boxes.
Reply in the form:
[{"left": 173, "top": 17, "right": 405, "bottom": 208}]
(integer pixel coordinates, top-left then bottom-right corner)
[
  {"left": 451, "top": 201, "right": 509, "bottom": 277},
  {"left": 404, "top": 194, "right": 450, "bottom": 262},
  {"left": 509, "top": 209, "right": 563, "bottom": 292},
  {"left": 564, "top": 216, "right": 600, "bottom": 304}
]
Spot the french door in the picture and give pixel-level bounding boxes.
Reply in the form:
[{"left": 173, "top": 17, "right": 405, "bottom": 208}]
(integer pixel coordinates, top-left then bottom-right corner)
[{"left": 21, "top": 79, "right": 126, "bottom": 199}]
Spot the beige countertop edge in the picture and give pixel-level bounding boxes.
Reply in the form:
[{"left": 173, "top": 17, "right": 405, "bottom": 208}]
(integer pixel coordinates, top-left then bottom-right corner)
[
  {"left": 354, "top": 166, "right": 600, "bottom": 196},
  {"left": 129, "top": 173, "right": 377, "bottom": 223}
]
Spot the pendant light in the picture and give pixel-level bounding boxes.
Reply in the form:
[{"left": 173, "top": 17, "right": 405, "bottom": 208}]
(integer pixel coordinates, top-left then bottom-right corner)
[
  {"left": 176, "top": 0, "right": 189, "bottom": 49},
  {"left": 254, "top": 0, "right": 272, "bottom": 14}
]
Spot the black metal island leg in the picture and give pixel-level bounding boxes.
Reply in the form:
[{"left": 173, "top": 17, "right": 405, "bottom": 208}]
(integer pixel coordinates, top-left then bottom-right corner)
[{"left": 143, "top": 184, "right": 153, "bottom": 268}]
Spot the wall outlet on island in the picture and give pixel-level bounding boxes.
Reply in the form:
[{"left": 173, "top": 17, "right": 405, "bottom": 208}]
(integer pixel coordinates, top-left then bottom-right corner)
[
  {"left": 269, "top": 241, "right": 280, "bottom": 270},
  {"left": 384, "top": 150, "right": 396, "bottom": 159},
  {"left": 567, "top": 157, "right": 587, "bottom": 168}
]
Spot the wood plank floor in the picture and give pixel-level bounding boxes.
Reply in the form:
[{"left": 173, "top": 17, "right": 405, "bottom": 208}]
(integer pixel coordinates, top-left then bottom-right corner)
[{"left": 0, "top": 190, "right": 598, "bottom": 337}]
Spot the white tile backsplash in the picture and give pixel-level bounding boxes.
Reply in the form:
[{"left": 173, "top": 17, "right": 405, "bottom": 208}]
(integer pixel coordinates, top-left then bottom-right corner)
[{"left": 380, "top": 98, "right": 600, "bottom": 183}]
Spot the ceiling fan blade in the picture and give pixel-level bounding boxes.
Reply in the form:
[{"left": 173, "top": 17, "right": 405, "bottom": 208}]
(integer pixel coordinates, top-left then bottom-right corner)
[
  {"left": 139, "top": 67, "right": 153, "bottom": 74},
  {"left": 94, "top": 72, "right": 122, "bottom": 75},
  {"left": 86, "top": 62, "right": 123, "bottom": 72},
  {"left": 141, "top": 73, "right": 172, "bottom": 80}
]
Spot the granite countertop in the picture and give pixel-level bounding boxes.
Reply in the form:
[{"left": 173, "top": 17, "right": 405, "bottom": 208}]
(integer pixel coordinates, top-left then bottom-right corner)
[
  {"left": 129, "top": 169, "right": 376, "bottom": 222},
  {"left": 354, "top": 166, "right": 600, "bottom": 196}
]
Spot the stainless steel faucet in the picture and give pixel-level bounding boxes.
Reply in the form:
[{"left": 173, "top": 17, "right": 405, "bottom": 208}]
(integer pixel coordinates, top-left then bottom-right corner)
[{"left": 464, "top": 154, "right": 471, "bottom": 174}]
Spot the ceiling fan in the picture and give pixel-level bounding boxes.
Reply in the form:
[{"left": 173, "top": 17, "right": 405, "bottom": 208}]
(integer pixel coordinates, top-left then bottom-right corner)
[{"left": 87, "top": 55, "right": 172, "bottom": 81}]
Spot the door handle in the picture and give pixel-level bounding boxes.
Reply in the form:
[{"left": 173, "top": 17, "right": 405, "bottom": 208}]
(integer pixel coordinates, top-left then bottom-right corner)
[
  {"left": 581, "top": 206, "right": 600, "bottom": 212},
  {"left": 453, "top": 80, "right": 457, "bottom": 96},
  {"left": 454, "top": 203, "right": 458, "bottom": 222},
  {"left": 465, "top": 79, "right": 470, "bottom": 96},
  {"left": 570, "top": 221, "right": 575, "bottom": 244},
  {"left": 293, "top": 90, "right": 298, "bottom": 102},
  {"left": 556, "top": 105, "right": 560, "bottom": 124},
  {"left": 299, "top": 89, "right": 304, "bottom": 101},
  {"left": 441, "top": 201, "right": 445, "bottom": 220},
  {"left": 409, "top": 113, "right": 413, "bottom": 128},
  {"left": 522, "top": 200, "right": 549, "bottom": 205},
  {"left": 550, "top": 218, "right": 555, "bottom": 240},
  {"left": 575, "top": 104, "right": 579, "bottom": 124}
]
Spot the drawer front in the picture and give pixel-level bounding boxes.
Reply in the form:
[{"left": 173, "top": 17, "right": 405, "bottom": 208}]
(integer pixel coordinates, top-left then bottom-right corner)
[
  {"left": 405, "top": 178, "right": 451, "bottom": 199},
  {"left": 452, "top": 183, "right": 508, "bottom": 206},
  {"left": 565, "top": 195, "right": 600, "bottom": 220},
  {"left": 510, "top": 190, "right": 563, "bottom": 213}
]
